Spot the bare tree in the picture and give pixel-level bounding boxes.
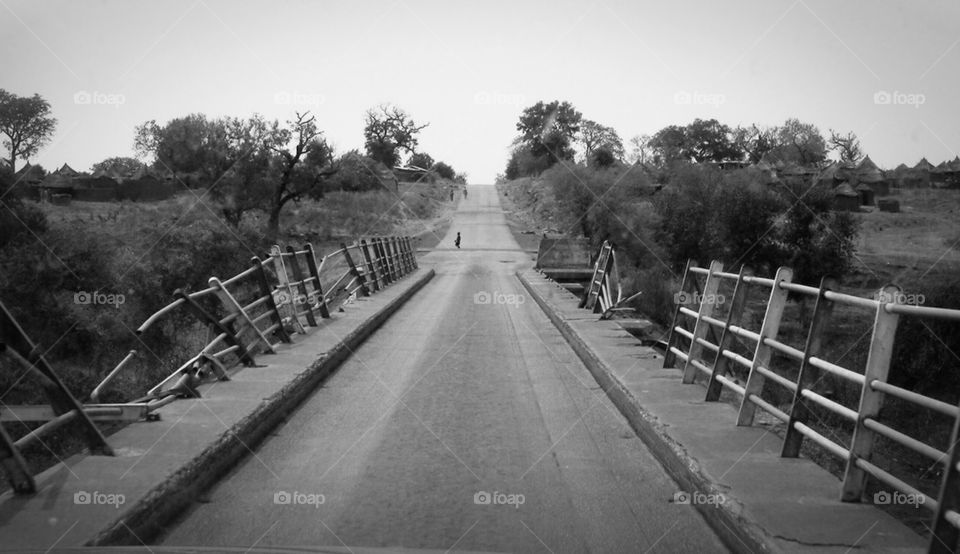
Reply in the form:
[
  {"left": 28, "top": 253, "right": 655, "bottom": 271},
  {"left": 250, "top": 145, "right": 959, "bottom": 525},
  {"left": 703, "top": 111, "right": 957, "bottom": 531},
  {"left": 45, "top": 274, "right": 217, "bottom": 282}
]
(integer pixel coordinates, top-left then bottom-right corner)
[
  {"left": 363, "top": 104, "right": 429, "bottom": 168},
  {"left": 828, "top": 129, "right": 864, "bottom": 165}
]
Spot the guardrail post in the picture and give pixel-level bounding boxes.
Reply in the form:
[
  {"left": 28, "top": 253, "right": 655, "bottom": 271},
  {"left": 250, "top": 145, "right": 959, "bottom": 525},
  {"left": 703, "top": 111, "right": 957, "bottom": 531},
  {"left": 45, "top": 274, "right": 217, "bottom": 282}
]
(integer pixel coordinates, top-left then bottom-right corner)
[
  {"left": 0, "top": 302, "right": 113, "bottom": 457},
  {"left": 0, "top": 419, "right": 35, "bottom": 494},
  {"left": 706, "top": 265, "right": 752, "bottom": 401},
  {"left": 174, "top": 288, "right": 257, "bottom": 365},
  {"left": 341, "top": 242, "right": 371, "bottom": 296},
  {"left": 359, "top": 239, "right": 381, "bottom": 292},
  {"left": 841, "top": 284, "right": 902, "bottom": 502},
  {"left": 250, "top": 256, "right": 292, "bottom": 344},
  {"left": 406, "top": 236, "right": 418, "bottom": 269},
  {"left": 285, "top": 246, "right": 317, "bottom": 327},
  {"left": 372, "top": 238, "right": 391, "bottom": 285},
  {"left": 682, "top": 260, "right": 724, "bottom": 384},
  {"left": 782, "top": 276, "right": 837, "bottom": 457},
  {"left": 931, "top": 400, "right": 960, "bottom": 553},
  {"left": 209, "top": 277, "right": 277, "bottom": 354},
  {"left": 383, "top": 237, "right": 398, "bottom": 282},
  {"left": 397, "top": 237, "right": 410, "bottom": 274},
  {"left": 664, "top": 259, "right": 698, "bottom": 369},
  {"left": 270, "top": 245, "right": 306, "bottom": 334},
  {"left": 391, "top": 237, "right": 404, "bottom": 277},
  {"left": 303, "top": 244, "right": 331, "bottom": 319},
  {"left": 737, "top": 266, "right": 792, "bottom": 426}
]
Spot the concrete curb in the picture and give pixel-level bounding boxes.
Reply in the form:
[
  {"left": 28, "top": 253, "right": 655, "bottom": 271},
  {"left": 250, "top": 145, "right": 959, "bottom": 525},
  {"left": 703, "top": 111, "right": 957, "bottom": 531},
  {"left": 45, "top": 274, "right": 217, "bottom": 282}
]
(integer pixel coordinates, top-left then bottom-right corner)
[
  {"left": 88, "top": 268, "right": 435, "bottom": 546},
  {"left": 517, "top": 270, "right": 779, "bottom": 554}
]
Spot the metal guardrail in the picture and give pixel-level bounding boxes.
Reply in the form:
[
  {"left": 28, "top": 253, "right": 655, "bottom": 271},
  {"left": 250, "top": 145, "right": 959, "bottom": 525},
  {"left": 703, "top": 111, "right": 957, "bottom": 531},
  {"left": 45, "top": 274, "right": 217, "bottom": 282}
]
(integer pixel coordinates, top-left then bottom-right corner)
[
  {"left": 579, "top": 241, "right": 621, "bottom": 314},
  {"left": 663, "top": 259, "right": 960, "bottom": 553},
  {"left": 0, "top": 236, "right": 418, "bottom": 495}
]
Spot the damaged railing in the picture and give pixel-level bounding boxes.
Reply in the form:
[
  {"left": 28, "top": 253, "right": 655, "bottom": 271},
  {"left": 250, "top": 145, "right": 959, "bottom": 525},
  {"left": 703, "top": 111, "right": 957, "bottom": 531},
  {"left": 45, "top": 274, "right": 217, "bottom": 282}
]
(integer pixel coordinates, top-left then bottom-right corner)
[
  {"left": 0, "top": 236, "right": 417, "bottom": 495},
  {"left": 664, "top": 259, "right": 960, "bottom": 554}
]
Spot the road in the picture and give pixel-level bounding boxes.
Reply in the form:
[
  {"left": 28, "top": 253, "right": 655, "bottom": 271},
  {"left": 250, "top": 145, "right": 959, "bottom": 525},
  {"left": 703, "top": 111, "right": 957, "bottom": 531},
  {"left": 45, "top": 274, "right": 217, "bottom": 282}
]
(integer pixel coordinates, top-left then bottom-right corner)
[{"left": 159, "top": 185, "right": 727, "bottom": 553}]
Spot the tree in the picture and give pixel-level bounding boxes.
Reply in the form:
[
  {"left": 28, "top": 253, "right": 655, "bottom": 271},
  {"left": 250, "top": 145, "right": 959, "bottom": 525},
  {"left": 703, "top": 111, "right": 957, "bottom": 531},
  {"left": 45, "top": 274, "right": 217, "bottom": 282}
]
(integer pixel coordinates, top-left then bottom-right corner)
[
  {"left": 627, "top": 134, "right": 652, "bottom": 165},
  {"left": 91, "top": 156, "right": 145, "bottom": 175},
  {"left": 648, "top": 125, "right": 688, "bottom": 167},
  {"left": 765, "top": 118, "right": 827, "bottom": 166},
  {"left": 829, "top": 129, "right": 864, "bottom": 165},
  {"left": 579, "top": 120, "right": 624, "bottom": 165},
  {"left": 732, "top": 124, "right": 776, "bottom": 164},
  {"left": 134, "top": 113, "right": 278, "bottom": 188},
  {"left": 0, "top": 89, "right": 57, "bottom": 172},
  {"left": 515, "top": 100, "right": 582, "bottom": 164},
  {"left": 683, "top": 118, "right": 739, "bottom": 163},
  {"left": 364, "top": 104, "right": 428, "bottom": 168},
  {"left": 433, "top": 161, "right": 456, "bottom": 180},
  {"left": 407, "top": 152, "right": 434, "bottom": 169},
  {"left": 264, "top": 112, "right": 337, "bottom": 237}
]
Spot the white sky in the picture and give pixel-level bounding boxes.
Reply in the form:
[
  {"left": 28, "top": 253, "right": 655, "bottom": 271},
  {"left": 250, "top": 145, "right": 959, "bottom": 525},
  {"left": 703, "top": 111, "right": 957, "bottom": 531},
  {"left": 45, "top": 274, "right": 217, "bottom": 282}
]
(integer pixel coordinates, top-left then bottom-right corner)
[{"left": 2, "top": 0, "right": 958, "bottom": 182}]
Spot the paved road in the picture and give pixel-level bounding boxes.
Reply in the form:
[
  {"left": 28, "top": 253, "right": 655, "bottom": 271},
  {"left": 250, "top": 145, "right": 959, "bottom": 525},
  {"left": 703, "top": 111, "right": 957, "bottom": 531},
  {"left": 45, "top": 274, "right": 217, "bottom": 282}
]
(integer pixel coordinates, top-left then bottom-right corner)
[{"left": 159, "top": 186, "right": 727, "bottom": 553}]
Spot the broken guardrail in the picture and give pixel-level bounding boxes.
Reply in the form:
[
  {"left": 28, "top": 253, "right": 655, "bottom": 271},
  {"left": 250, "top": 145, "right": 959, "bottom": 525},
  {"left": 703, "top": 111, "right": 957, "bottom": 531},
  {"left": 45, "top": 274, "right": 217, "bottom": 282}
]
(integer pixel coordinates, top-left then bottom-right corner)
[{"left": 0, "top": 236, "right": 418, "bottom": 495}]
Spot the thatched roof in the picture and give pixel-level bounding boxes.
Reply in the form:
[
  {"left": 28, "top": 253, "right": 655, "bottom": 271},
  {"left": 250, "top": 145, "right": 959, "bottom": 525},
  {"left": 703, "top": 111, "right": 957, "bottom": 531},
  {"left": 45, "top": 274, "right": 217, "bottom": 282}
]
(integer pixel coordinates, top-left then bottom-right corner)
[
  {"left": 834, "top": 183, "right": 858, "bottom": 197},
  {"left": 859, "top": 167, "right": 885, "bottom": 183},
  {"left": 914, "top": 158, "right": 935, "bottom": 171},
  {"left": 857, "top": 156, "right": 879, "bottom": 171}
]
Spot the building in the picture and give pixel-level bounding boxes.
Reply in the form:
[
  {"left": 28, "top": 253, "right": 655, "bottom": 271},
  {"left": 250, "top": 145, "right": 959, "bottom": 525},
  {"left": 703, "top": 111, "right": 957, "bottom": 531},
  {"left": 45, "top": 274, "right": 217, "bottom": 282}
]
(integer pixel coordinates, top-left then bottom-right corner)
[{"left": 832, "top": 183, "right": 860, "bottom": 212}]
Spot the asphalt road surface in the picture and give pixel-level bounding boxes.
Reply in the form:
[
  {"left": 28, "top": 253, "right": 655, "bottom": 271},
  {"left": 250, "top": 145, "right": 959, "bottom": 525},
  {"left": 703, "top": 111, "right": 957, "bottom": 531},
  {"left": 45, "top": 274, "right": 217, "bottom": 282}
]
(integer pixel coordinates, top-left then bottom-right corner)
[{"left": 159, "top": 185, "right": 728, "bottom": 553}]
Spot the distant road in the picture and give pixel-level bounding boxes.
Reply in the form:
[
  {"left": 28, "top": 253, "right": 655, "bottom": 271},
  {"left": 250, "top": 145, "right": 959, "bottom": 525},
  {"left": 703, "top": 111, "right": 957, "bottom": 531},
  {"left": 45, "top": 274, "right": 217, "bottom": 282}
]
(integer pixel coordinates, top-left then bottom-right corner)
[{"left": 159, "top": 185, "right": 727, "bottom": 553}]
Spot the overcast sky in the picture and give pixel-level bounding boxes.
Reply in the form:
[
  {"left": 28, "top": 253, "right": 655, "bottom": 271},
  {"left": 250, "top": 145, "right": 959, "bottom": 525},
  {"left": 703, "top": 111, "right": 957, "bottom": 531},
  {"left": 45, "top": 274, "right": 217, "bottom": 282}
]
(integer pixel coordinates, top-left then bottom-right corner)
[{"left": 2, "top": 0, "right": 958, "bottom": 182}]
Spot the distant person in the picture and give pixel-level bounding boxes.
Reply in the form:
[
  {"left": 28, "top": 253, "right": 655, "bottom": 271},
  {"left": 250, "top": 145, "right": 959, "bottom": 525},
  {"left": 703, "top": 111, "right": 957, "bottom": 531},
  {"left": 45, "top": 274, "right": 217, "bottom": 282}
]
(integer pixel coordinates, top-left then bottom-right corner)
[
  {"left": 463, "top": 187, "right": 468, "bottom": 198},
  {"left": 450, "top": 190, "right": 454, "bottom": 201},
  {"left": 455, "top": 232, "right": 461, "bottom": 249}
]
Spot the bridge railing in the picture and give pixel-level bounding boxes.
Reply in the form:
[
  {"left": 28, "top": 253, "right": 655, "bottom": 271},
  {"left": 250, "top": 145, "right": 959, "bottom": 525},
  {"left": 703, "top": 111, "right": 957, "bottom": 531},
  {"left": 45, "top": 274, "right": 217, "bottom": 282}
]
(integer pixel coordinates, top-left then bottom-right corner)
[
  {"left": 0, "top": 236, "right": 418, "bottom": 494},
  {"left": 663, "top": 259, "right": 960, "bottom": 553}
]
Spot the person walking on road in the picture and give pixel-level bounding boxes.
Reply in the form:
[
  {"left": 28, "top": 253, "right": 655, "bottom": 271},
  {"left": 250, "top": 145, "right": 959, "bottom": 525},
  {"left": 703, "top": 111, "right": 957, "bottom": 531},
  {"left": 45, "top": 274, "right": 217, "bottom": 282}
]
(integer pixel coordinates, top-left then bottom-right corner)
[{"left": 455, "top": 232, "right": 461, "bottom": 249}]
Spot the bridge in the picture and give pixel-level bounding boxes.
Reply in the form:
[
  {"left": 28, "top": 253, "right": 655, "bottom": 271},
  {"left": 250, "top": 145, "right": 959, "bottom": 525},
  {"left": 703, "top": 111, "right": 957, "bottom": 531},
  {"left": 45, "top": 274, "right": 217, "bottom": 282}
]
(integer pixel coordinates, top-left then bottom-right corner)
[{"left": 0, "top": 185, "right": 953, "bottom": 553}]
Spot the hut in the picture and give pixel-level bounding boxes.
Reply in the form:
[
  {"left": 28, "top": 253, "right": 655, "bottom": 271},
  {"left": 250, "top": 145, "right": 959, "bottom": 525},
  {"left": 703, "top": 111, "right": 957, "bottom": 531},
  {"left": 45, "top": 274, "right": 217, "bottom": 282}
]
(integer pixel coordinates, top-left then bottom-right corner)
[
  {"left": 856, "top": 156, "right": 889, "bottom": 195},
  {"left": 832, "top": 183, "right": 860, "bottom": 212},
  {"left": 855, "top": 183, "right": 875, "bottom": 206}
]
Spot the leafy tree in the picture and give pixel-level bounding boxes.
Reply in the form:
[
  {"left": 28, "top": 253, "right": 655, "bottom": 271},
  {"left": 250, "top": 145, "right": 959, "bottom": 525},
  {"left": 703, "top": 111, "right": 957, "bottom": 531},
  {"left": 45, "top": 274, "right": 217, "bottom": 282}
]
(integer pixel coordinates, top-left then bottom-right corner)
[
  {"left": 363, "top": 104, "right": 428, "bottom": 168},
  {"left": 505, "top": 144, "right": 553, "bottom": 179},
  {"left": 263, "top": 112, "right": 336, "bottom": 237},
  {"left": 515, "top": 100, "right": 582, "bottom": 164},
  {"left": 648, "top": 125, "right": 688, "bottom": 167},
  {"left": 433, "top": 161, "right": 456, "bottom": 180},
  {"left": 683, "top": 119, "right": 739, "bottom": 163},
  {"left": 91, "top": 156, "right": 145, "bottom": 175},
  {"left": 765, "top": 118, "right": 827, "bottom": 166},
  {"left": 627, "top": 134, "right": 652, "bottom": 165},
  {"left": 0, "top": 89, "right": 57, "bottom": 172},
  {"left": 579, "top": 120, "right": 624, "bottom": 165},
  {"left": 325, "top": 150, "right": 390, "bottom": 193},
  {"left": 407, "top": 152, "right": 434, "bottom": 169},
  {"left": 732, "top": 124, "right": 776, "bottom": 164},
  {"left": 828, "top": 129, "right": 863, "bottom": 165}
]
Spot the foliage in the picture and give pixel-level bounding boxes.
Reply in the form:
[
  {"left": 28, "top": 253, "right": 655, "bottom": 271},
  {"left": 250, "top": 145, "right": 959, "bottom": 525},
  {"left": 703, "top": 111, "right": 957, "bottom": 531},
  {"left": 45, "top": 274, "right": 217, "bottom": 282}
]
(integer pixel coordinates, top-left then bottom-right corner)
[
  {"left": 579, "top": 120, "right": 624, "bottom": 166},
  {"left": 363, "top": 104, "right": 428, "bottom": 168},
  {"left": 514, "top": 100, "right": 582, "bottom": 165},
  {"left": 764, "top": 118, "right": 828, "bottom": 166},
  {"left": 433, "top": 161, "right": 456, "bottom": 180},
  {"left": 324, "top": 150, "right": 391, "bottom": 193},
  {"left": 91, "top": 156, "right": 145, "bottom": 175},
  {"left": 0, "top": 89, "right": 57, "bottom": 172},
  {"left": 407, "top": 152, "right": 434, "bottom": 169}
]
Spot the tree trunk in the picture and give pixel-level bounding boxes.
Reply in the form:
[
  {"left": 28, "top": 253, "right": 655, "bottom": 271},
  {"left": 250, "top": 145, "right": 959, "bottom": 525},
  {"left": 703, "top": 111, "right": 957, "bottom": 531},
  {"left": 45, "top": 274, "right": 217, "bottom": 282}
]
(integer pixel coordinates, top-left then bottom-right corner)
[{"left": 267, "top": 207, "right": 281, "bottom": 240}]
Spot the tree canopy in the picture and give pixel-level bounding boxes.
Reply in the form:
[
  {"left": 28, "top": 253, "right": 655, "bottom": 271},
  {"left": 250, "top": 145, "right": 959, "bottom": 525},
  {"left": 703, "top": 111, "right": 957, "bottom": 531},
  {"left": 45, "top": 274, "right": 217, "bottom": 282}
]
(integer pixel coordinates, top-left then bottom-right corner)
[{"left": 0, "top": 89, "right": 57, "bottom": 172}]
